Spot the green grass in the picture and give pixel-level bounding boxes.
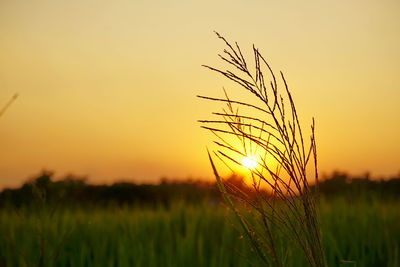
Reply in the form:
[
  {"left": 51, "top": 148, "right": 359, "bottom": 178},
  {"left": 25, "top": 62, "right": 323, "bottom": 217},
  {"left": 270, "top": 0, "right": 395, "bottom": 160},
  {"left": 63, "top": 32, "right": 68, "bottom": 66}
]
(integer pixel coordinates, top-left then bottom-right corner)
[{"left": 0, "top": 198, "right": 399, "bottom": 267}]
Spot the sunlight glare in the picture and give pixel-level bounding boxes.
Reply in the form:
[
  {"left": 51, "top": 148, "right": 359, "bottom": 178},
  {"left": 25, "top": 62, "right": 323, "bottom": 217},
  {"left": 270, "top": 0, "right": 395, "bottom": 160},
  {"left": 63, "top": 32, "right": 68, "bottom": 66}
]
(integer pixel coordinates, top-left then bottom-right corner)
[{"left": 242, "top": 156, "right": 258, "bottom": 170}]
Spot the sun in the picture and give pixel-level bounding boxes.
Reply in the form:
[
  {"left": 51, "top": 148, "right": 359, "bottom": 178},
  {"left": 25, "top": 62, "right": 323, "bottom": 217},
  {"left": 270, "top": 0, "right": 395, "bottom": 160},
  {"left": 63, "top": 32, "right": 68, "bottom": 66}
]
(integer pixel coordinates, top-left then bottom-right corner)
[{"left": 242, "top": 156, "right": 258, "bottom": 170}]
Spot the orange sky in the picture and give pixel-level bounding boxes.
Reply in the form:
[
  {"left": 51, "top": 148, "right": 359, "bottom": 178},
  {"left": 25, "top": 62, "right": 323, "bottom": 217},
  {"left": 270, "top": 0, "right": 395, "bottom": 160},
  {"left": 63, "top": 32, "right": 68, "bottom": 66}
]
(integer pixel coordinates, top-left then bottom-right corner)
[{"left": 1, "top": 0, "right": 399, "bottom": 188}]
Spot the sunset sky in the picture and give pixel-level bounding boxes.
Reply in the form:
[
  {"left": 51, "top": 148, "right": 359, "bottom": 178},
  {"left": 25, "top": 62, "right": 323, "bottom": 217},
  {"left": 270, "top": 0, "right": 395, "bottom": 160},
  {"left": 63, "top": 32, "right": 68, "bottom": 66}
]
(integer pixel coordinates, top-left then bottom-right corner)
[{"left": 1, "top": 0, "right": 399, "bottom": 188}]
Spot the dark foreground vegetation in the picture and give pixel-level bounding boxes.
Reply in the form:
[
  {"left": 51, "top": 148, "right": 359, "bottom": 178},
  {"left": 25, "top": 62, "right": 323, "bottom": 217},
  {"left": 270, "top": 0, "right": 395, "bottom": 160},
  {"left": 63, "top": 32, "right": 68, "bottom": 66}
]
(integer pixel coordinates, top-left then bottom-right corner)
[{"left": 0, "top": 171, "right": 399, "bottom": 266}]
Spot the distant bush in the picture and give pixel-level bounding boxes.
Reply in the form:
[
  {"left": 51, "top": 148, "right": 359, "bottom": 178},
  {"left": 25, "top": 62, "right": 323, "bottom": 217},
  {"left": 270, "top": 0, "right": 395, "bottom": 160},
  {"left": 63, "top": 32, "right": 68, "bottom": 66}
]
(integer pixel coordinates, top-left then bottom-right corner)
[{"left": 316, "top": 171, "right": 400, "bottom": 200}]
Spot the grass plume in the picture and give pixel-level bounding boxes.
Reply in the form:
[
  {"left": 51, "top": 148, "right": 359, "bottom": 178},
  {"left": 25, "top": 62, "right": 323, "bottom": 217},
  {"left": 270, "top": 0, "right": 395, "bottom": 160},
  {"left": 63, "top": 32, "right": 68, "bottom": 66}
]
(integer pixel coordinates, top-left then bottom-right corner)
[{"left": 199, "top": 32, "right": 327, "bottom": 267}]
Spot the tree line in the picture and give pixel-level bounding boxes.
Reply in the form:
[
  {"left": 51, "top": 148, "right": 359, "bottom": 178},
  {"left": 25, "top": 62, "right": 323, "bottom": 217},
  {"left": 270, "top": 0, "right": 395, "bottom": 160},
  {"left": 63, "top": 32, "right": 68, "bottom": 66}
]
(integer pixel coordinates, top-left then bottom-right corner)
[{"left": 0, "top": 170, "right": 399, "bottom": 208}]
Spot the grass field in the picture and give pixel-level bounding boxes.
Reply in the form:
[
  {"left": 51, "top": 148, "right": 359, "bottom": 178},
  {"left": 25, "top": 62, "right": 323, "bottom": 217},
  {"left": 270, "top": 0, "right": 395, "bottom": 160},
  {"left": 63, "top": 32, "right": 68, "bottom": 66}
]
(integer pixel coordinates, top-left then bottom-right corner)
[{"left": 0, "top": 198, "right": 399, "bottom": 267}]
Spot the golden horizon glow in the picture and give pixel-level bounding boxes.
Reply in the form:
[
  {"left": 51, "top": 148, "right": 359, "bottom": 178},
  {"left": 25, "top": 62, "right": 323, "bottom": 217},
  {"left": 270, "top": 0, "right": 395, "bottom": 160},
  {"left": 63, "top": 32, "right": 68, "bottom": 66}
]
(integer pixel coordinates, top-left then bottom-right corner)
[{"left": 0, "top": 0, "right": 399, "bottom": 188}]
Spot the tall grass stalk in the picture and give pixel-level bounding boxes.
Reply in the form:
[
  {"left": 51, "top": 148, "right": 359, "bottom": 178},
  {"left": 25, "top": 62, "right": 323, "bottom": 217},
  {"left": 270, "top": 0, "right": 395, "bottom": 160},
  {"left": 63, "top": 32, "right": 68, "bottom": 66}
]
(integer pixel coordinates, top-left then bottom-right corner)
[
  {"left": 199, "top": 32, "right": 327, "bottom": 267},
  {"left": 0, "top": 93, "right": 18, "bottom": 118}
]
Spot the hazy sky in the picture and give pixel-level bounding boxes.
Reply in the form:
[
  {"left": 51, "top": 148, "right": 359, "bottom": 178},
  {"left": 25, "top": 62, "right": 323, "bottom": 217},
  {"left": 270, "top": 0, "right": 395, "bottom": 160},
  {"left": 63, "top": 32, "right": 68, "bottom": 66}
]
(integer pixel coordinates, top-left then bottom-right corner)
[{"left": 1, "top": 0, "right": 399, "bottom": 187}]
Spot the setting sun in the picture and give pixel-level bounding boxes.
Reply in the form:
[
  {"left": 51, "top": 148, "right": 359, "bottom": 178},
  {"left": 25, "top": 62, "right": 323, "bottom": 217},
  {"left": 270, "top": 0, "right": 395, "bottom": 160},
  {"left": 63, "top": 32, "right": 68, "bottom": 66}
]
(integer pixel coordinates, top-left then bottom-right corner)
[{"left": 242, "top": 156, "right": 258, "bottom": 170}]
